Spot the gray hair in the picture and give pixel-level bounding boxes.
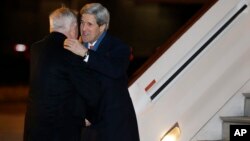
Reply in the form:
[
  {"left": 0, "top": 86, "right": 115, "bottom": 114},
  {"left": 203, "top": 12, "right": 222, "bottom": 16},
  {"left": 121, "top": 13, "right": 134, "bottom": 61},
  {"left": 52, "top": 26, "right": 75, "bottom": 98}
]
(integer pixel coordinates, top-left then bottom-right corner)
[
  {"left": 49, "top": 6, "right": 77, "bottom": 32},
  {"left": 80, "top": 3, "right": 110, "bottom": 30}
]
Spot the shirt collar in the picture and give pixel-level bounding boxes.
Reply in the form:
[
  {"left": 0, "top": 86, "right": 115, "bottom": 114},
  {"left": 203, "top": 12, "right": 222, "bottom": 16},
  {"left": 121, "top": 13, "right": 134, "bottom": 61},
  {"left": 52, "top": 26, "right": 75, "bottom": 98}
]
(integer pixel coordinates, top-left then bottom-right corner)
[
  {"left": 84, "top": 31, "right": 107, "bottom": 51},
  {"left": 88, "top": 41, "right": 97, "bottom": 48}
]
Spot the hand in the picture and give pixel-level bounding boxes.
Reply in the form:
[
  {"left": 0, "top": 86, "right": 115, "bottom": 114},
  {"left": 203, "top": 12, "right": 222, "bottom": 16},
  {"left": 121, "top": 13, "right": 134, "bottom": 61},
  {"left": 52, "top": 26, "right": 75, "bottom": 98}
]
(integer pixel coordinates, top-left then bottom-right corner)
[{"left": 64, "top": 39, "right": 88, "bottom": 57}]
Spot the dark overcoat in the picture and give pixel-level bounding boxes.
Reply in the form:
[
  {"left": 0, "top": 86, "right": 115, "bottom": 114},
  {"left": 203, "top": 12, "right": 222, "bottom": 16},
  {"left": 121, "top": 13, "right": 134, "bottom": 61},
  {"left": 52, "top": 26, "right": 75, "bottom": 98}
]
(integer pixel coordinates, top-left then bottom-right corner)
[
  {"left": 24, "top": 32, "right": 101, "bottom": 141},
  {"left": 83, "top": 33, "right": 140, "bottom": 141}
]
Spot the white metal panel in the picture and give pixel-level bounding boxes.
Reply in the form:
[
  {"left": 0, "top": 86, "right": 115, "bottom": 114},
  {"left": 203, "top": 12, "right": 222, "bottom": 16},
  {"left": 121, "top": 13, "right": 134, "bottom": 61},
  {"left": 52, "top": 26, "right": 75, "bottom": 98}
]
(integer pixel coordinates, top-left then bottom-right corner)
[{"left": 129, "top": 0, "right": 250, "bottom": 140}]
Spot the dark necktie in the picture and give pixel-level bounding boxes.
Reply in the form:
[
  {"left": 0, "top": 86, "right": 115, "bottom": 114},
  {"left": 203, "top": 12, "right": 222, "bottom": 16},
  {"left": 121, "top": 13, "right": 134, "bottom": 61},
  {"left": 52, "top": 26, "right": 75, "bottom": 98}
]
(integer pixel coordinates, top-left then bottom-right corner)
[{"left": 89, "top": 45, "right": 94, "bottom": 50}]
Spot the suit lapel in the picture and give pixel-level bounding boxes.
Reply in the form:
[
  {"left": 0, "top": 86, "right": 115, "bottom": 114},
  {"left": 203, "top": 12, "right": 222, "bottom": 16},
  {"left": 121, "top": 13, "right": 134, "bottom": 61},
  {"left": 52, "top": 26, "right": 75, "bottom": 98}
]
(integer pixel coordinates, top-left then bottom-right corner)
[{"left": 95, "top": 33, "right": 110, "bottom": 53}]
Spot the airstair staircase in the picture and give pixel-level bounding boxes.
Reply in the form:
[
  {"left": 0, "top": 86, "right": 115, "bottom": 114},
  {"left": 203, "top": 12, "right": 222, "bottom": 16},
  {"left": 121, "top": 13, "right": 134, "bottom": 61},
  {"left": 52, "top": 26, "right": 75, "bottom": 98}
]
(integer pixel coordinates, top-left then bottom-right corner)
[{"left": 128, "top": 0, "right": 250, "bottom": 140}]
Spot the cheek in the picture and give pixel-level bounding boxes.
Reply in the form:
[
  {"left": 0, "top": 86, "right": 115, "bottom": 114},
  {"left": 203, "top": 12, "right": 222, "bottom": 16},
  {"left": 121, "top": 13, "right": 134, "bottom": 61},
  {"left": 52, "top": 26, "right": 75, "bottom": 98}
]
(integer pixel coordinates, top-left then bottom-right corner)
[
  {"left": 80, "top": 24, "right": 84, "bottom": 30},
  {"left": 81, "top": 26, "right": 99, "bottom": 42},
  {"left": 88, "top": 28, "right": 97, "bottom": 38}
]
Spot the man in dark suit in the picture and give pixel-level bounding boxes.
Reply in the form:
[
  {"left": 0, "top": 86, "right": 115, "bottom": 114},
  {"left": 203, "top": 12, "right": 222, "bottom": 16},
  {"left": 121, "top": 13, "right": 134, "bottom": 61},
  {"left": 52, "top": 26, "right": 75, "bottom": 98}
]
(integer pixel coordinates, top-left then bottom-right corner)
[
  {"left": 64, "top": 3, "right": 140, "bottom": 141},
  {"left": 23, "top": 6, "right": 101, "bottom": 141}
]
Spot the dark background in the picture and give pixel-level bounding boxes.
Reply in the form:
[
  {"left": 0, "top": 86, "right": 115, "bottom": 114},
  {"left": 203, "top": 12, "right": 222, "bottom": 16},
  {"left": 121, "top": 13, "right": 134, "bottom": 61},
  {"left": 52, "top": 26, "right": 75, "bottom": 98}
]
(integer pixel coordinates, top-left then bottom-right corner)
[{"left": 0, "top": 0, "right": 206, "bottom": 86}]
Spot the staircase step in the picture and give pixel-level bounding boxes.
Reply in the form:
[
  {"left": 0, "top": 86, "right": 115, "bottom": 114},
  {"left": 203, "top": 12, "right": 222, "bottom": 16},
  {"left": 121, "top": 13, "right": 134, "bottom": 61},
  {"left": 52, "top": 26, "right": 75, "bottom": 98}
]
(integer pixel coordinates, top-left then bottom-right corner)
[
  {"left": 243, "top": 93, "right": 250, "bottom": 116},
  {"left": 243, "top": 93, "right": 250, "bottom": 98},
  {"left": 221, "top": 116, "right": 250, "bottom": 123},
  {"left": 220, "top": 116, "right": 250, "bottom": 141}
]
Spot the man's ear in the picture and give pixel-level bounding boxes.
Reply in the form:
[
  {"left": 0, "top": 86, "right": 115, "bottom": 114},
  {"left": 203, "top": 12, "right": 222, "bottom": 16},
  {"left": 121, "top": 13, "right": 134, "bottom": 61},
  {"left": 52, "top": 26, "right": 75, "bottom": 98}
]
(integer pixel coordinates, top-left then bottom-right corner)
[{"left": 100, "top": 24, "right": 106, "bottom": 33}]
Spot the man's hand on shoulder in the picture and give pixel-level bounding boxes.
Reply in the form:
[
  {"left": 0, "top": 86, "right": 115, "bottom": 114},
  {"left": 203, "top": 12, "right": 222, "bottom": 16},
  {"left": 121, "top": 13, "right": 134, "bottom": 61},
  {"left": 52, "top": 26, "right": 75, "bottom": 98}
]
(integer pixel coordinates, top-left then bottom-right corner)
[{"left": 64, "top": 39, "right": 88, "bottom": 57}]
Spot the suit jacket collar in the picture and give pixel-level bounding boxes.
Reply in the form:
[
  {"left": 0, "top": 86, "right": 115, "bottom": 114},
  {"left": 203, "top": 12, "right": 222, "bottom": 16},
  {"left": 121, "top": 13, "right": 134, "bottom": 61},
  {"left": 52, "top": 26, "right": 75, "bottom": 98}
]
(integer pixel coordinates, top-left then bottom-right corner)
[{"left": 46, "top": 32, "right": 67, "bottom": 44}]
